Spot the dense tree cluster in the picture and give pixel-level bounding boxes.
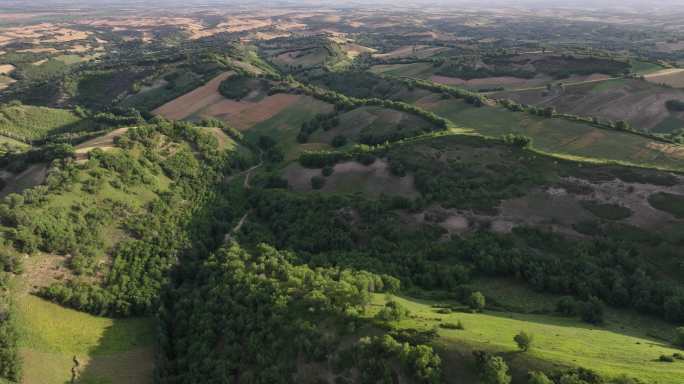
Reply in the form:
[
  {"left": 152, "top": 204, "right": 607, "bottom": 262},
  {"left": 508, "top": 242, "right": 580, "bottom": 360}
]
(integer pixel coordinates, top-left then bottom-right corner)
[
  {"left": 0, "top": 243, "right": 21, "bottom": 383},
  {"left": 3, "top": 119, "right": 250, "bottom": 316},
  {"left": 156, "top": 242, "right": 404, "bottom": 383},
  {"left": 297, "top": 112, "right": 339, "bottom": 143}
]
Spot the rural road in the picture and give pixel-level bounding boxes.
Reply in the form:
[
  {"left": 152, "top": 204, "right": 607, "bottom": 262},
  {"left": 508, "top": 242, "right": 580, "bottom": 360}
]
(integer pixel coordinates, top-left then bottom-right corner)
[{"left": 226, "top": 150, "right": 263, "bottom": 239}]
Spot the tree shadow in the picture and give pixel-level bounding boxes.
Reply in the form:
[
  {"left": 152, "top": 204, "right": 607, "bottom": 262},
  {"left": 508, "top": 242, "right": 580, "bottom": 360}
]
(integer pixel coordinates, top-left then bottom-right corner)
[{"left": 68, "top": 317, "right": 156, "bottom": 384}]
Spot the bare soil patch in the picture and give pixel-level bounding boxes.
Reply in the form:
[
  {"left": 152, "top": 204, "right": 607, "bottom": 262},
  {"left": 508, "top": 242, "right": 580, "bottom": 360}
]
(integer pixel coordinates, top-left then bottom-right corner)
[
  {"left": 74, "top": 127, "right": 130, "bottom": 160},
  {"left": 645, "top": 68, "right": 684, "bottom": 88},
  {"left": 283, "top": 159, "right": 418, "bottom": 198},
  {"left": 199, "top": 93, "right": 303, "bottom": 130},
  {"left": 153, "top": 72, "right": 234, "bottom": 120},
  {"left": 0, "top": 64, "right": 15, "bottom": 75}
]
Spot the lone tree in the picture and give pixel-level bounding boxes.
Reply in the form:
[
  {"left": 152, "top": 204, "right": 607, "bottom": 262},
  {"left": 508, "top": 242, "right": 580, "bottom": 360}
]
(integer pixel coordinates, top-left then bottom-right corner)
[
  {"left": 514, "top": 331, "right": 534, "bottom": 352},
  {"left": 527, "top": 371, "right": 553, "bottom": 384},
  {"left": 468, "top": 291, "right": 486, "bottom": 312},
  {"left": 581, "top": 296, "right": 605, "bottom": 325},
  {"left": 543, "top": 106, "right": 556, "bottom": 118},
  {"left": 482, "top": 355, "right": 511, "bottom": 384},
  {"left": 615, "top": 120, "right": 630, "bottom": 131},
  {"left": 311, "top": 176, "right": 325, "bottom": 190}
]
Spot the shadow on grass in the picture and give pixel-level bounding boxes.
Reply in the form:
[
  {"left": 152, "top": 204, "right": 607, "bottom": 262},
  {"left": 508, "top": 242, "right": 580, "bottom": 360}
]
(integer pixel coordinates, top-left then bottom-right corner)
[
  {"left": 407, "top": 291, "right": 676, "bottom": 349},
  {"left": 70, "top": 317, "right": 156, "bottom": 384}
]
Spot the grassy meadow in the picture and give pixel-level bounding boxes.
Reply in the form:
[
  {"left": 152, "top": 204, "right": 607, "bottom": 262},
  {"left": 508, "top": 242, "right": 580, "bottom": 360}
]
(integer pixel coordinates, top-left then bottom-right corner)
[
  {"left": 14, "top": 293, "right": 155, "bottom": 384},
  {"left": 0, "top": 104, "right": 91, "bottom": 142},
  {"left": 369, "top": 293, "right": 684, "bottom": 384}
]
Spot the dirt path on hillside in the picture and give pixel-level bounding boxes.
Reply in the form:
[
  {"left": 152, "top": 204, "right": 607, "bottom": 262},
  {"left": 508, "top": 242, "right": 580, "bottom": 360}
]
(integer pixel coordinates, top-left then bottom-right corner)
[{"left": 224, "top": 151, "right": 263, "bottom": 242}]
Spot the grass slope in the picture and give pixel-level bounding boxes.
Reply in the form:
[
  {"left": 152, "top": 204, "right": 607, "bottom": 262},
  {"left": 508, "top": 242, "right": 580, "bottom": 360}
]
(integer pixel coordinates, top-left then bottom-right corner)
[
  {"left": 370, "top": 294, "right": 684, "bottom": 384},
  {"left": 15, "top": 294, "right": 155, "bottom": 384},
  {"left": 0, "top": 104, "right": 90, "bottom": 142},
  {"left": 245, "top": 96, "right": 334, "bottom": 161}
]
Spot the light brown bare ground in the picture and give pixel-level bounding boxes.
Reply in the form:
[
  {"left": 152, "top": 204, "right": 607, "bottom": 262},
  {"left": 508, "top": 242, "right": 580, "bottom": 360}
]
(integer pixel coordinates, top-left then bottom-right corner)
[
  {"left": 152, "top": 72, "right": 234, "bottom": 120},
  {"left": 282, "top": 160, "right": 418, "bottom": 198},
  {"left": 0, "top": 64, "right": 14, "bottom": 75},
  {"left": 645, "top": 68, "right": 684, "bottom": 88},
  {"left": 199, "top": 93, "right": 303, "bottom": 130},
  {"left": 74, "top": 127, "right": 130, "bottom": 161}
]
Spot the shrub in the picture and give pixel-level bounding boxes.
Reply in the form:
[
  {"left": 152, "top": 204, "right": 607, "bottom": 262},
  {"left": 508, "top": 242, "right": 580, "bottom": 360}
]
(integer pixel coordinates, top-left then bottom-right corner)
[
  {"left": 375, "top": 300, "right": 410, "bottom": 322},
  {"left": 468, "top": 291, "right": 486, "bottom": 312},
  {"left": 556, "top": 296, "right": 579, "bottom": 316},
  {"left": 502, "top": 133, "right": 532, "bottom": 148},
  {"left": 581, "top": 296, "right": 605, "bottom": 324},
  {"left": 675, "top": 327, "right": 684, "bottom": 348},
  {"left": 615, "top": 120, "right": 631, "bottom": 131},
  {"left": 439, "top": 321, "right": 464, "bottom": 330},
  {"left": 218, "top": 75, "right": 256, "bottom": 100},
  {"left": 331, "top": 135, "right": 347, "bottom": 148},
  {"left": 311, "top": 176, "right": 326, "bottom": 190},
  {"left": 514, "top": 331, "right": 534, "bottom": 352},
  {"left": 322, "top": 166, "right": 334, "bottom": 177},
  {"left": 357, "top": 153, "right": 376, "bottom": 166},
  {"left": 658, "top": 354, "right": 675, "bottom": 362},
  {"left": 665, "top": 99, "right": 684, "bottom": 112}
]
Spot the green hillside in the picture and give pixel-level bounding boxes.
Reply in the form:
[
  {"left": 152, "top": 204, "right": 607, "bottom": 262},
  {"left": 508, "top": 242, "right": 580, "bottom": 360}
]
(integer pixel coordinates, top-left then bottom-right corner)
[{"left": 0, "top": 103, "right": 92, "bottom": 142}]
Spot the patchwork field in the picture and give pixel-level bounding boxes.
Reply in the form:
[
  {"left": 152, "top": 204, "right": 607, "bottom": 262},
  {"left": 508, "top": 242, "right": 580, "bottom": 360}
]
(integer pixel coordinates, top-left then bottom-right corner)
[
  {"left": 370, "top": 62, "right": 435, "bottom": 79},
  {"left": 152, "top": 71, "right": 235, "bottom": 121},
  {"left": 272, "top": 48, "right": 331, "bottom": 68},
  {"left": 308, "top": 106, "right": 438, "bottom": 146},
  {"left": 153, "top": 71, "right": 325, "bottom": 132},
  {"left": 245, "top": 96, "right": 334, "bottom": 160},
  {"left": 417, "top": 95, "right": 684, "bottom": 171},
  {"left": 372, "top": 63, "right": 616, "bottom": 92},
  {"left": 430, "top": 74, "right": 554, "bottom": 90},
  {"left": 282, "top": 159, "right": 419, "bottom": 197},
  {"left": 494, "top": 78, "right": 684, "bottom": 133},
  {"left": 373, "top": 45, "right": 448, "bottom": 60}
]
